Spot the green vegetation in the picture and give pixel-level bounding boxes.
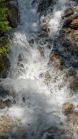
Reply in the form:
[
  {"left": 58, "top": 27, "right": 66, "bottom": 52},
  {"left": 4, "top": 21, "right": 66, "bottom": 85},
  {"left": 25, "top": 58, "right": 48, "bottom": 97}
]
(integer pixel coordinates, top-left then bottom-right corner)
[
  {"left": 0, "top": 0, "right": 11, "bottom": 72},
  {"left": 0, "top": 0, "right": 11, "bottom": 34}
]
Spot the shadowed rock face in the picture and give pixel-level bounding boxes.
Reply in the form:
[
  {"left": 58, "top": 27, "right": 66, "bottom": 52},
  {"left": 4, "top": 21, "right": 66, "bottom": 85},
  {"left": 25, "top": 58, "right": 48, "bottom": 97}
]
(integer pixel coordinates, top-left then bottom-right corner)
[
  {"left": 62, "top": 8, "right": 74, "bottom": 18},
  {"left": 68, "top": 30, "right": 78, "bottom": 52},
  {"left": 37, "top": 0, "right": 56, "bottom": 12},
  {"left": 63, "top": 13, "right": 78, "bottom": 27},
  {"left": 0, "top": 54, "right": 10, "bottom": 78},
  {"left": 6, "top": 4, "right": 18, "bottom": 28},
  {"left": 0, "top": 2, "right": 18, "bottom": 78}
]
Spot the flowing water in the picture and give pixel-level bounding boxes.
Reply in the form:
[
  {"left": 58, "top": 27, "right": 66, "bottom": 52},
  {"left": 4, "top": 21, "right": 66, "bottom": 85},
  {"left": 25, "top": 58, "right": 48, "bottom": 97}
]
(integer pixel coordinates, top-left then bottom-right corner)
[{"left": 0, "top": 0, "right": 78, "bottom": 139}]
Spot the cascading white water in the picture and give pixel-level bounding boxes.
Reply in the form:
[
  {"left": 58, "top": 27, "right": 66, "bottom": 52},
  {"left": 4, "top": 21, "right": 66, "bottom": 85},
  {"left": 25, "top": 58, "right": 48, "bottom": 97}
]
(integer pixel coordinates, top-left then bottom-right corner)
[{"left": 0, "top": 0, "right": 78, "bottom": 139}]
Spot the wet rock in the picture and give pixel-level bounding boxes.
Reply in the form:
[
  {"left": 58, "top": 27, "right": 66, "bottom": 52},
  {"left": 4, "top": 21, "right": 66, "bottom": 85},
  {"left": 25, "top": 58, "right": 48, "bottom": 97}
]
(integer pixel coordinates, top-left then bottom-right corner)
[
  {"left": 66, "top": 111, "right": 78, "bottom": 134},
  {"left": 42, "top": 23, "right": 51, "bottom": 32},
  {"left": 68, "top": 30, "right": 78, "bottom": 52},
  {"left": 69, "top": 77, "right": 78, "bottom": 90},
  {"left": 0, "top": 116, "right": 21, "bottom": 135},
  {"left": 37, "top": 0, "right": 55, "bottom": 12},
  {"left": 41, "top": 22, "right": 51, "bottom": 37},
  {"left": 0, "top": 88, "right": 9, "bottom": 97},
  {"left": 0, "top": 100, "right": 5, "bottom": 109},
  {"left": 63, "top": 71, "right": 77, "bottom": 84},
  {"left": 22, "top": 97, "right": 25, "bottom": 102},
  {"left": 75, "top": 8, "right": 78, "bottom": 13},
  {"left": 45, "top": 71, "right": 51, "bottom": 81},
  {"left": 62, "top": 29, "right": 78, "bottom": 56},
  {"left": 3, "top": 99, "right": 11, "bottom": 107},
  {"left": 31, "top": 0, "right": 36, "bottom": 5},
  {"left": 0, "top": 55, "right": 10, "bottom": 78},
  {"left": 0, "top": 36, "right": 10, "bottom": 78},
  {"left": 63, "top": 76, "right": 68, "bottom": 82},
  {"left": 42, "top": 16, "right": 51, "bottom": 23},
  {"left": 63, "top": 102, "right": 75, "bottom": 114},
  {"left": 0, "top": 99, "right": 11, "bottom": 109},
  {"left": 63, "top": 13, "right": 78, "bottom": 27},
  {"left": 6, "top": 4, "right": 18, "bottom": 28},
  {"left": 39, "top": 49, "right": 44, "bottom": 57},
  {"left": 73, "top": 61, "right": 78, "bottom": 68},
  {"left": 62, "top": 36, "right": 72, "bottom": 49},
  {"left": 47, "top": 135, "right": 54, "bottom": 139},
  {"left": 29, "top": 39, "right": 34, "bottom": 44},
  {"left": 67, "top": 68, "right": 76, "bottom": 76},
  {"left": 43, "top": 32, "right": 49, "bottom": 37},
  {"left": 62, "top": 8, "right": 74, "bottom": 19},
  {"left": 69, "top": 19, "right": 78, "bottom": 29},
  {"left": 0, "top": 136, "right": 9, "bottom": 139},
  {"left": 67, "top": 112, "right": 78, "bottom": 123},
  {"left": 49, "top": 52, "right": 64, "bottom": 65},
  {"left": 18, "top": 54, "right": 22, "bottom": 62}
]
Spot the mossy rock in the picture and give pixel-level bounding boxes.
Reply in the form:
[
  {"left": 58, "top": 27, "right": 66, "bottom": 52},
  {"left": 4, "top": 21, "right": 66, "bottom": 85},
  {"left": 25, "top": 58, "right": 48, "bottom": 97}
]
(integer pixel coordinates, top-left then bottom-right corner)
[
  {"left": 6, "top": 4, "right": 18, "bottom": 28},
  {"left": 0, "top": 54, "right": 10, "bottom": 78},
  {"left": 0, "top": 55, "right": 10, "bottom": 78},
  {"left": 0, "top": 36, "right": 10, "bottom": 78}
]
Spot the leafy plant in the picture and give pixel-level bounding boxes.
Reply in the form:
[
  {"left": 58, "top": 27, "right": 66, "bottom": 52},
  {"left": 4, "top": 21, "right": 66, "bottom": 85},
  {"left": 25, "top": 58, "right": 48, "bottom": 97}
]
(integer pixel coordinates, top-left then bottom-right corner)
[{"left": 0, "top": 0, "right": 11, "bottom": 34}]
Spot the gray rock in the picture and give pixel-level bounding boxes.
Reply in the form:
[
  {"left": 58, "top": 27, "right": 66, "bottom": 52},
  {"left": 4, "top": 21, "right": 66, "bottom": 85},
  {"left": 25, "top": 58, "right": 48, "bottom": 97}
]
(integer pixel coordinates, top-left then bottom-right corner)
[
  {"left": 6, "top": 4, "right": 18, "bottom": 28},
  {"left": 37, "top": 0, "right": 55, "bottom": 12},
  {"left": 62, "top": 8, "right": 74, "bottom": 19},
  {"left": 63, "top": 13, "right": 78, "bottom": 27}
]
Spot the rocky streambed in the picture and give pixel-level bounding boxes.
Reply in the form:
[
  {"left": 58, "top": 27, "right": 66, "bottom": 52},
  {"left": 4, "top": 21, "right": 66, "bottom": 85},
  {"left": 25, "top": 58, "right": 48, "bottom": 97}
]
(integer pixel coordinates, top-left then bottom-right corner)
[{"left": 0, "top": 0, "right": 78, "bottom": 139}]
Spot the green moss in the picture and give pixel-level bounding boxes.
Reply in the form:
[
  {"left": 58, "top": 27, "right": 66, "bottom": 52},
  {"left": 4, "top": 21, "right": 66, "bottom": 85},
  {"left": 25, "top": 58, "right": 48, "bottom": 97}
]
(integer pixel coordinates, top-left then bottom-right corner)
[
  {"left": 0, "top": 0, "right": 11, "bottom": 73},
  {"left": 0, "top": 0, "right": 11, "bottom": 34},
  {"left": 0, "top": 36, "right": 10, "bottom": 57},
  {"left": 0, "top": 36, "right": 10, "bottom": 73}
]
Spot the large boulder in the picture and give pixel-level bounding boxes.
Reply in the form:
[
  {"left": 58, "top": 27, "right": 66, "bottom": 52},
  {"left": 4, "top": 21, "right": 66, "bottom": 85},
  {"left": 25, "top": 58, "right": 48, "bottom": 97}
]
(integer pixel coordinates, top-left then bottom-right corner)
[{"left": 6, "top": 4, "right": 18, "bottom": 28}]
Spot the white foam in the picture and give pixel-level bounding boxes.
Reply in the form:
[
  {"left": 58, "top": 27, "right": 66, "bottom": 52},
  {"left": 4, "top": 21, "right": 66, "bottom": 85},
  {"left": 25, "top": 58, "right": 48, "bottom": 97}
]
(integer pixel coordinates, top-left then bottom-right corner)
[{"left": 0, "top": 0, "right": 77, "bottom": 138}]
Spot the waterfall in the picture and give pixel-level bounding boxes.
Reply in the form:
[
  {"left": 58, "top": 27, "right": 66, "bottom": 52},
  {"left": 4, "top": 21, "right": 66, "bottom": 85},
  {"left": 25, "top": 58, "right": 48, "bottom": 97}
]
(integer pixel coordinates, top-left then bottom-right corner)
[{"left": 0, "top": 0, "right": 78, "bottom": 139}]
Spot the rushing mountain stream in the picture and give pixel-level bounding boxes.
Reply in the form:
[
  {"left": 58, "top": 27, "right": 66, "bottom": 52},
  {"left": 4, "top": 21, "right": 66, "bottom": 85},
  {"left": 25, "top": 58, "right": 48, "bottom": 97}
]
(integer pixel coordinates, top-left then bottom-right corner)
[{"left": 0, "top": 0, "right": 78, "bottom": 138}]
